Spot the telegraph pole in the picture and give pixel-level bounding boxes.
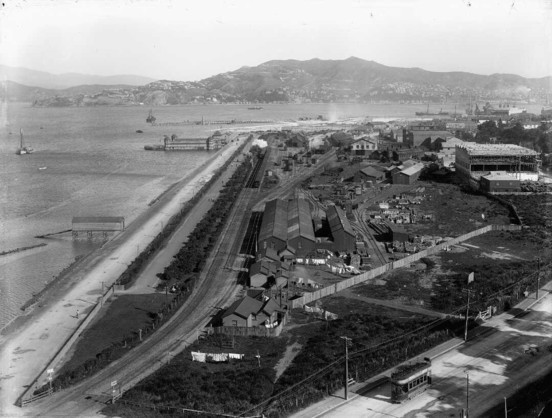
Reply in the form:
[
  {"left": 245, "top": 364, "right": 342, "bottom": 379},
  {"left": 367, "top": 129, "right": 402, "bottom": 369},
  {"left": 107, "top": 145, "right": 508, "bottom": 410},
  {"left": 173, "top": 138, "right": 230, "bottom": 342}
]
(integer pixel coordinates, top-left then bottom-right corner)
[
  {"left": 466, "top": 370, "right": 470, "bottom": 418},
  {"left": 464, "top": 289, "right": 471, "bottom": 342},
  {"left": 340, "top": 336, "right": 352, "bottom": 400},
  {"left": 464, "top": 272, "right": 474, "bottom": 342},
  {"left": 536, "top": 257, "right": 541, "bottom": 300}
]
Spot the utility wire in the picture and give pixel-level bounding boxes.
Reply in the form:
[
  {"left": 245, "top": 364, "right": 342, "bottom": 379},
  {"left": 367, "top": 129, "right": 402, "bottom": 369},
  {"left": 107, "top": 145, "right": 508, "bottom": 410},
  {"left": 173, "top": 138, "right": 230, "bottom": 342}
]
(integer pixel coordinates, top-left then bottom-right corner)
[{"left": 239, "top": 262, "right": 551, "bottom": 416}]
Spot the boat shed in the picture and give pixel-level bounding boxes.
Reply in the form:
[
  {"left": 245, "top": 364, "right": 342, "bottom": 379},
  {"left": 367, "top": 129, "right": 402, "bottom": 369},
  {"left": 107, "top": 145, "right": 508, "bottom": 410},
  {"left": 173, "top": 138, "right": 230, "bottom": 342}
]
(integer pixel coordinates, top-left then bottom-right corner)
[{"left": 72, "top": 216, "right": 125, "bottom": 236}]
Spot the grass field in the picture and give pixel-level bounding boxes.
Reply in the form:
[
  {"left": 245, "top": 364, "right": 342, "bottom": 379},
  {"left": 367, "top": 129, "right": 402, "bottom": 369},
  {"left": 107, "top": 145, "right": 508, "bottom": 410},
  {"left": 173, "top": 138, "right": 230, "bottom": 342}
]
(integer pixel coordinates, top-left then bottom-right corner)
[{"left": 59, "top": 293, "right": 173, "bottom": 374}]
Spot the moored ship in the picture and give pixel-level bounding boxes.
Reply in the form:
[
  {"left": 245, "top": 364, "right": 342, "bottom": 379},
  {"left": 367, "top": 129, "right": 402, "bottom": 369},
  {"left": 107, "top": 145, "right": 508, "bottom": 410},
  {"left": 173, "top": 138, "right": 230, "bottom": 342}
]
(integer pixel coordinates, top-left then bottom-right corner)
[
  {"left": 16, "top": 129, "right": 34, "bottom": 155},
  {"left": 146, "top": 110, "right": 156, "bottom": 124}
]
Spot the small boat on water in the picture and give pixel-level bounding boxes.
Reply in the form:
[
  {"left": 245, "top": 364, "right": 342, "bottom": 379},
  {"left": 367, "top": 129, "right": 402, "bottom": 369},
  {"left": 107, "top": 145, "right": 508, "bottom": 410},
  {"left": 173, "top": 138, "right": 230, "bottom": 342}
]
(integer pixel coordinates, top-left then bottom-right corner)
[
  {"left": 39, "top": 167, "right": 47, "bottom": 170},
  {"left": 16, "top": 129, "right": 34, "bottom": 155},
  {"left": 248, "top": 106, "right": 263, "bottom": 110}
]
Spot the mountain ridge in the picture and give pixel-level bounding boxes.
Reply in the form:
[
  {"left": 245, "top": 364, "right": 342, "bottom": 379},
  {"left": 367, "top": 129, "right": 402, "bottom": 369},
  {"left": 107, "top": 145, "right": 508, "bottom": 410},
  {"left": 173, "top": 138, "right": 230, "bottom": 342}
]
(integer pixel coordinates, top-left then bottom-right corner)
[
  {"left": 2, "top": 57, "right": 551, "bottom": 106},
  {"left": 0, "top": 64, "right": 155, "bottom": 90}
]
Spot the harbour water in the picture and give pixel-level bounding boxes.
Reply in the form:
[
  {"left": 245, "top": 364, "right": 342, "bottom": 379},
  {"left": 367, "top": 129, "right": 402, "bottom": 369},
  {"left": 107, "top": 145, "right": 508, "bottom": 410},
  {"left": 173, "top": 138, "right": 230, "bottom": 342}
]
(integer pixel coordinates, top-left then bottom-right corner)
[{"left": 0, "top": 101, "right": 544, "bottom": 331}]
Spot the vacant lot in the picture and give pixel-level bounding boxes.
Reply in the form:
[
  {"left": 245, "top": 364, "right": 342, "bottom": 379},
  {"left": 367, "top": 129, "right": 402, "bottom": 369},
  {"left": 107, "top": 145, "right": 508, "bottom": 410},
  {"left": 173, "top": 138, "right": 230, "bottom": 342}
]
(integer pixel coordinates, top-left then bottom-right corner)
[{"left": 402, "top": 181, "right": 510, "bottom": 237}]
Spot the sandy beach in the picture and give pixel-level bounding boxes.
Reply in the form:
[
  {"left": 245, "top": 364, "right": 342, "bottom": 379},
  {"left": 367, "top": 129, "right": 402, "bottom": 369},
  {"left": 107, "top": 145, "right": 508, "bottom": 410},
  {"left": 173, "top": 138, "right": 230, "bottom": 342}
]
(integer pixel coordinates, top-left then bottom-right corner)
[{"left": 0, "top": 136, "right": 246, "bottom": 416}]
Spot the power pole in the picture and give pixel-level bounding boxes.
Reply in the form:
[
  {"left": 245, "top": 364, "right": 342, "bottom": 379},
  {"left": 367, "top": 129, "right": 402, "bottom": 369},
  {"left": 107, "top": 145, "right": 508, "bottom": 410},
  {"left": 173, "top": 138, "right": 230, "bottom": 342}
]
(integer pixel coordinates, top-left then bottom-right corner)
[
  {"left": 340, "top": 336, "right": 352, "bottom": 400},
  {"left": 464, "top": 289, "right": 470, "bottom": 342},
  {"left": 536, "top": 257, "right": 541, "bottom": 300},
  {"left": 463, "top": 273, "right": 475, "bottom": 342},
  {"left": 504, "top": 396, "right": 508, "bottom": 418},
  {"left": 466, "top": 370, "right": 470, "bottom": 418}
]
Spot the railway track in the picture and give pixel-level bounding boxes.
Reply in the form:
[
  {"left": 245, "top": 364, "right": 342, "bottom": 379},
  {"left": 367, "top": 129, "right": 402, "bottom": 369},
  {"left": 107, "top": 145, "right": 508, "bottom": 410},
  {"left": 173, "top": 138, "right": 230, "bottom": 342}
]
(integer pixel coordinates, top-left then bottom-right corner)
[
  {"left": 31, "top": 146, "right": 258, "bottom": 417},
  {"left": 353, "top": 208, "right": 388, "bottom": 267}
]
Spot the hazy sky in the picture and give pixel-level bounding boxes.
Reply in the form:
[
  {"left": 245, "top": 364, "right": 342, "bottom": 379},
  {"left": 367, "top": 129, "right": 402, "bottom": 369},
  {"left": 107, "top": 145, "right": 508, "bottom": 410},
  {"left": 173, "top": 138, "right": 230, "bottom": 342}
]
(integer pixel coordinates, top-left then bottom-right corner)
[{"left": 1, "top": 0, "right": 551, "bottom": 81}]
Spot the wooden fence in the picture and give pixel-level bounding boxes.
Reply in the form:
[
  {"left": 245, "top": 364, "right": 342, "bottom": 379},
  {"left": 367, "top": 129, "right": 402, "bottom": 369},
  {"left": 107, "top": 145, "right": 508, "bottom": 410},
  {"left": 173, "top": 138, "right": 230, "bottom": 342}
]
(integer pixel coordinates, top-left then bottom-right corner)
[{"left": 291, "top": 224, "right": 522, "bottom": 309}]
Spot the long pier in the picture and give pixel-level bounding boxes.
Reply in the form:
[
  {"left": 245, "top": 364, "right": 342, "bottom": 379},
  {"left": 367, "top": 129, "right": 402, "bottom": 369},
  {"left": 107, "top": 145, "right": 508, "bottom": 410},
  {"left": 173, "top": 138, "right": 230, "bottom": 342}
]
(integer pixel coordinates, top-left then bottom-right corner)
[{"left": 152, "top": 119, "right": 274, "bottom": 127}]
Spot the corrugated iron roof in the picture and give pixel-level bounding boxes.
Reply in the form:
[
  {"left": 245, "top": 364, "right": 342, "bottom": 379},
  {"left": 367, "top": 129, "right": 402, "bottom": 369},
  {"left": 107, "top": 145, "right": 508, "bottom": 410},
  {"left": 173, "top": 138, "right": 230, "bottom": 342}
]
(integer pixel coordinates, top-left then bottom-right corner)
[
  {"left": 360, "top": 166, "right": 383, "bottom": 178},
  {"left": 258, "top": 199, "right": 288, "bottom": 243},
  {"left": 223, "top": 296, "right": 264, "bottom": 319},
  {"left": 287, "top": 197, "right": 315, "bottom": 242},
  {"left": 327, "top": 205, "right": 355, "bottom": 238},
  {"left": 400, "top": 163, "right": 425, "bottom": 176}
]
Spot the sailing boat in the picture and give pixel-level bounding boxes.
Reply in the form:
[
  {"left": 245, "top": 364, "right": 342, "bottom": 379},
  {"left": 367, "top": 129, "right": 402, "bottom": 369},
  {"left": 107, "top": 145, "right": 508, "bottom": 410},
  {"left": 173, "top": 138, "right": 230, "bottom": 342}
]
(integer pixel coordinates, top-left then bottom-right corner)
[{"left": 16, "top": 129, "right": 34, "bottom": 155}]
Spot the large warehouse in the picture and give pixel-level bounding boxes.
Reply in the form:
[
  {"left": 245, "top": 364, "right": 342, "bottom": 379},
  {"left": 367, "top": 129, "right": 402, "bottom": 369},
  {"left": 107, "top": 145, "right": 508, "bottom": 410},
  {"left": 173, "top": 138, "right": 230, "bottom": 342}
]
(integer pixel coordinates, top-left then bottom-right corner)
[
  {"left": 258, "top": 199, "right": 288, "bottom": 253},
  {"left": 258, "top": 197, "right": 315, "bottom": 256},
  {"left": 455, "top": 143, "right": 539, "bottom": 182}
]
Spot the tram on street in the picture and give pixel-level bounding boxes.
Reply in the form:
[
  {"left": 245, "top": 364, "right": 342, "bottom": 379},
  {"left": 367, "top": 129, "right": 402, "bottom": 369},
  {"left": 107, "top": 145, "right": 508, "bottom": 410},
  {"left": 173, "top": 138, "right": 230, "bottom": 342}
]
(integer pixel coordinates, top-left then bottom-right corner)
[{"left": 390, "top": 358, "right": 432, "bottom": 403}]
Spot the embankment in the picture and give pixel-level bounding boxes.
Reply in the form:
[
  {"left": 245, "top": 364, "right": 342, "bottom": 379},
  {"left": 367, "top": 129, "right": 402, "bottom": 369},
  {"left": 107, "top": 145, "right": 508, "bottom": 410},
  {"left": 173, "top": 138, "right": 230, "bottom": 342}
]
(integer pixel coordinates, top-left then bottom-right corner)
[{"left": 0, "top": 243, "right": 47, "bottom": 256}]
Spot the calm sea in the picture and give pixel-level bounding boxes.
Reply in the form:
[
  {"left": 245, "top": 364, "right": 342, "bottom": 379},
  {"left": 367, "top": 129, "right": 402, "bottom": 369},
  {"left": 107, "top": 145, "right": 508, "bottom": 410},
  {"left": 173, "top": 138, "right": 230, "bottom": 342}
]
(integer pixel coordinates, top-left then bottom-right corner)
[{"left": 0, "top": 101, "right": 543, "bottom": 330}]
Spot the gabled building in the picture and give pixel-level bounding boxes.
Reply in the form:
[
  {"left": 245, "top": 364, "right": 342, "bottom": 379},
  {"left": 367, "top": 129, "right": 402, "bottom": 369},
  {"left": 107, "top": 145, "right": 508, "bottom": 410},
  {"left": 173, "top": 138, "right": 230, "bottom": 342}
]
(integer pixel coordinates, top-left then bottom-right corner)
[
  {"left": 258, "top": 199, "right": 288, "bottom": 253},
  {"left": 287, "top": 197, "right": 316, "bottom": 256},
  {"left": 392, "top": 163, "right": 425, "bottom": 185},
  {"left": 350, "top": 137, "right": 378, "bottom": 155},
  {"left": 249, "top": 260, "right": 278, "bottom": 288},
  {"left": 355, "top": 166, "right": 386, "bottom": 183},
  {"left": 440, "top": 137, "right": 466, "bottom": 157},
  {"left": 258, "top": 197, "right": 316, "bottom": 258},
  {"left": 326, "top": 205, "right": 356, "bottom": 252},
  {"left": 221, "top": 296, "right": 284, "bottom": 328}
]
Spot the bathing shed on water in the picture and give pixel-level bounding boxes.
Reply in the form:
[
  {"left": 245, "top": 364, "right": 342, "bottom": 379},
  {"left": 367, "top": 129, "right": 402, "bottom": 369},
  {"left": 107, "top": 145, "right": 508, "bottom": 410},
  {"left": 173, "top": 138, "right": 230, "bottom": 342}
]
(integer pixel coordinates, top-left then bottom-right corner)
[{"left": 72, "top": 216, "right": 125, "bottom": 237}]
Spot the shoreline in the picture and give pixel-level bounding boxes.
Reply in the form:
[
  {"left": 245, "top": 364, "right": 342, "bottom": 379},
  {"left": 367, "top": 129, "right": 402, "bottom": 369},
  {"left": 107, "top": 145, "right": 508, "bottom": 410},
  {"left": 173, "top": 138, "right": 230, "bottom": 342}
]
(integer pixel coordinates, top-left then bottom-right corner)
[
  {"left": 0, "top": 142, "right": 235, "bottom": 338},
  {"left": 0, "top": 136, "right": 248, "bottom": 414}
]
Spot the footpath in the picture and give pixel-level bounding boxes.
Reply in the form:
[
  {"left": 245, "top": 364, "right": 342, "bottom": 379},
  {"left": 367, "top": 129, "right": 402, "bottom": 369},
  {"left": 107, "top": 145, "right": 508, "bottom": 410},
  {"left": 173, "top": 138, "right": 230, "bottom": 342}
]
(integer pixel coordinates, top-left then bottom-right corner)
[{"left": 290, "top": 282, "right": 552, "bottom": 418}]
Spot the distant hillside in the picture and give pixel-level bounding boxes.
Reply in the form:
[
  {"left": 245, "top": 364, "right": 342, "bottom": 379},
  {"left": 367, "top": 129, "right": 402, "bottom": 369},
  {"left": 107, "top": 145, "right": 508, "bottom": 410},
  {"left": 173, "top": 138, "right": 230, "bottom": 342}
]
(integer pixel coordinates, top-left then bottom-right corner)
[
  {"left": 8, "top": 57, "right": 552, "bottom": 106},
  {"left": 0, "top": 81, "right": 140, "bottom": 105},
  {"left": 200, "top": 57, "right": 551, "bottom": 103},
  {"left": 0, "top": 65, "right": 155, "bottom": 89}
]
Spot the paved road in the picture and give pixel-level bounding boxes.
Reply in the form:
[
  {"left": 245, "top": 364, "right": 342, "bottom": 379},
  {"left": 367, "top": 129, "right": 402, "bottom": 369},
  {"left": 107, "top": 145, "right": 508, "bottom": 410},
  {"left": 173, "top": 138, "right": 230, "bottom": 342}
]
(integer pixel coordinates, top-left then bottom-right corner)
[{"left": 292, "top": 286, "right": 552, "bottom": 418}]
